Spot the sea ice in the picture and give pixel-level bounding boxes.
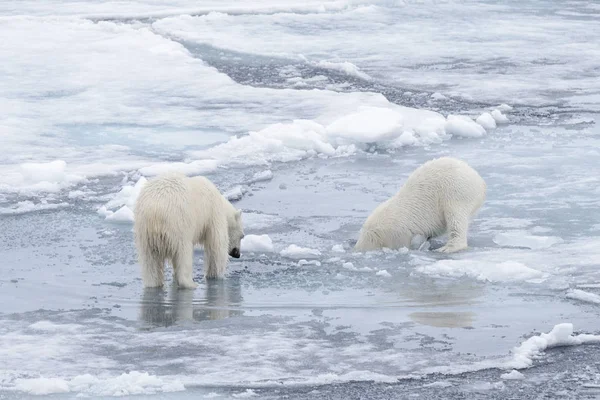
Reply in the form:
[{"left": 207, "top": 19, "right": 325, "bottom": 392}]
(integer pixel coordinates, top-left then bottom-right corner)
[
  {"left": 280, "top": 244, "right": 321, "bottom": 259},
  {"left": 500, "top": 370, "right": 525, "bottom": 380},
  {"left": 241, "top": 234, "right": 274, "bottom": 253},
  {"left": 444, "top": 115, "right": 486, "bottom": 138},
  {"left": 100, "top": 177, "right": 147, "bottom": 222},
  {"left": 416, "top": 260, "right": 545, "bottom": 283},
  {"left": 493, "top": 231, "right": 563, "bottom": 250},
  {"left": 312, "top": 60, "right": 371, "bottom": 80},
  {"left": 249, "top": 170, "right": 274, "bottom": 183},
  {"left": 491, "top": 109, "right": 509, "bottom": 124},
  {"left": 225, "top": 186, "right": 247, "bottom": 201},
  {"left": 566, "top": 289, "right": 600, "bottom": 304},
  {"left": 331, "top": 244, "right": 345, "bottom": 253},
  {"left": 376, "top": 270, "right": 391, "bottom": 278},
  {"left": 507, "top": 323, "right": 600, "bottom": 369},
  {"left": 476, "top": 112, "right": 497, "bottom": 130}
]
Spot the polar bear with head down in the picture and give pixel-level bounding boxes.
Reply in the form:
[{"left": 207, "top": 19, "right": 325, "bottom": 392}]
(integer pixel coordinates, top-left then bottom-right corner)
[
  {"left": 355, "top": 157, "right": 485, "bottom": 253},
  {"left": 134, "top": 173, "right": 244, "bottom": 289}
]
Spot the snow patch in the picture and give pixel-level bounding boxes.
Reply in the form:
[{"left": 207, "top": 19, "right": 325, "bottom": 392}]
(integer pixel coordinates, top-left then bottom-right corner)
[
  {"left": 423, "top": 381, "right": 453, "bottom": 388},
  {"left": 506, "top": 323, "right": 600, "bottom": 369},
  {"left": 500, "top": 370, "right": 524, "bottom": 380},
  {"left": 566, "top": 289, "right": 600, "bottom": 304},
  {"left": 13, "top": 372, "right": 185, "bottom": 397},
  {"left": 476, "top": 112, "right": 497, "bottom": 130},
  {"left": 225, "top": 186, "right": 247, "bottom": 201},
  {"left": 249, "top": 170, "right": 273, "bottom": 183},
  {"left": 241, "top": 234, "right": 274, "bottom": 253},
  {"left": 312, "top": 60, "right": 371, "bottom": 80},
  {"left": 491, "top": 109, "right": 509, "bottom": 124},
  {"left": 342, "top": 262, "right": 372, "bottom": 272},
  {"left": 493, "top": 231, "right": 563, "bottom": 250},
  {"left": 99, "top": 177, "right": 147, "bottom": 223},
  {"left": 14, "top": 377, "right": 70, "bottom": 395},
  {"left": 280, "top": 245, "right": 321, "bottom": 259},
  {"left": 445, "top": 115, "right": 486, "bottom": 138},
  {"left": 325, "top": 107, "right": 404, "bottom": 144},
  {"left": 194, "top": 105, "right": 484, "bottom": 166},
  {"left": 297, "top": 259, "right": 322, "bottom": 267},
  {"left": 0, "top": 200, "right": 69, "bottom": 215},
  {"left": 0, "top": 160, "right": 85, "bottom": 196},
  {"left": 376, "top": 270, "right": 392, "bottom": 278},
  {"left": 331, "top": 244, "right": 345, "bottom": 253},
  {"left": 416, "top": 260, "right": 545, "bottom": 283},
  {"left": 29, "top": 321, "right": 83, "bottom": 333},
  {"left": 106, "top": 205, "right": 135, "bottom": 224}
]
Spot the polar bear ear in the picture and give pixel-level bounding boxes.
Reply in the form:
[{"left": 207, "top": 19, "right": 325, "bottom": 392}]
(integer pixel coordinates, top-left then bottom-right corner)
[{"left": 235, "top": 209, "right": 242, "bottom": 220}]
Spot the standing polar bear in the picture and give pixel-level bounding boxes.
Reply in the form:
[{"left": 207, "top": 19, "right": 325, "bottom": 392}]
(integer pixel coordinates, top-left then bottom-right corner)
[
  {"left": 355, "top": 157, "right": 485, "bottom": 253},
  {"left": 134, "top": 173, "right": 244, "bottom": 289}
]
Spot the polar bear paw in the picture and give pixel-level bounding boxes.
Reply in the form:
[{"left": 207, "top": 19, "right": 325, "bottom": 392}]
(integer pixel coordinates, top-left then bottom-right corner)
[
  {"left": 178, "top": 280, "right": 199, "bottom": 290},
  {"left": 435, "top": 244, "right": 467, "bottom": 254}
]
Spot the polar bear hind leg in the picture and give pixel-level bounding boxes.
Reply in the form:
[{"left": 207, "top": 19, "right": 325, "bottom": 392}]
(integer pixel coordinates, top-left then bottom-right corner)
[
  {"left": 139, "top": 248, "right": 165, "bottom": 288},
  {"left": 173, "top": 242, "right": 198, "bottom": 289}
]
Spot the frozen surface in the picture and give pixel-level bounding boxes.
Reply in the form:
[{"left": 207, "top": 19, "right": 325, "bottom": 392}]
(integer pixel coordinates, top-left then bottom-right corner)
[
  {"left": 241, "top": 234, "right": 275, "bottom": 253},
  {"left": 2, "top": 0, "right": 600, "bottom": 399}
]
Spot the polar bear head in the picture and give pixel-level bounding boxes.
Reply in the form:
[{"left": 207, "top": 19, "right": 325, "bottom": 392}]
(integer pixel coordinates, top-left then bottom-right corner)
[{"left": 228, "top": 209, "right": 244, "bottom": 258}]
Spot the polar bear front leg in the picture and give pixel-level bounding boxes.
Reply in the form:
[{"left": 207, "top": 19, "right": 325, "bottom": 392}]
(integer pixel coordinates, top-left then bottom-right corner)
[
  {"left": 173, "top": 243, "right": 198, "bottom": 289},
  {"left": 436, "top": 209, "right": 469, "bottom": 253},
  {"left": 204, "top": 218, "right": 229, "bottom": 280}
]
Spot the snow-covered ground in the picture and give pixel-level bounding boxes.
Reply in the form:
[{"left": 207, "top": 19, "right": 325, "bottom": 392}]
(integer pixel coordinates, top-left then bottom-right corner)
[{"left": 1, "top": 0, "right": 600, "bottom": 398}]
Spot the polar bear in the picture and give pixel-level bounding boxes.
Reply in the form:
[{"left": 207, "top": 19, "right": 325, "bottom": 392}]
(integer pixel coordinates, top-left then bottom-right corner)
[
  {"left": 134, "top": 173, "right": 244, "bottom": 289},
  {"left": 355, "top": 157, "right": 485, "bottom": 253}
]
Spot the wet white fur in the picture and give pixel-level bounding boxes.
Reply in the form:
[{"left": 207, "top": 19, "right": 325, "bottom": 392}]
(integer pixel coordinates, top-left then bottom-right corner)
[
  {"left": 134, "top": 173, "right": 244, "bottom": 289},
  {"left": 355, "top": 157, "right": 486, "bottom": 253}
]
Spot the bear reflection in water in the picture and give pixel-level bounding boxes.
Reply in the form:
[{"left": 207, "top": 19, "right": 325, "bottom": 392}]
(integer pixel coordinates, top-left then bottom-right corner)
[{"left": 139, "top": 277, "right": 243, "bottom": 327}]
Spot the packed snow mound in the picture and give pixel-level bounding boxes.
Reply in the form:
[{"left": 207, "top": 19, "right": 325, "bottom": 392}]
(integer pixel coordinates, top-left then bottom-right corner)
[
  {"left": 195, "top": 105, "right": 493, "bottom": 166},
  {"left": 476, "top": 112, "right": 497, "bottom": 129},
  {"left": 493, "top": 231, "right": 563, "bottom": 250},
  {"left": 14, "top": 372, "right": 185, "bottom": 397},
  {"left": 280, "top": 244, "right": 321, "bottom": 259},
  {"left": 331, "top": 244, "right": 345, "bottom": 253},
  {"left": 500, "top": 370, "right": 524, "bottom": 380},
  {"left": 225, "top": 185, "right": 247, "bottom": 201},
  {"left": 241, "top": 234, "right": 274, "bottom": 253},
  {"left": 416, "top": 259, "right": 545, "bottom": 283},
  {"left": 326, "top": 107, "right": 403, "bottom": 143},
  {"left": 506, "top": 323, "right": 600, "bottom": 369},
  {"left": 376, "top": 270, "right": 392, "bottom": 278},
  {"left": 444, "top": 115, "right": 486, "bottom": 138},
  {"left": 99, "top": 177, "right": 147, "bottom": 223},
  {"left": 312, "top": 60, "right": 371, "bottom": 80},
  {"left": 491, "top": 109, "right": 509, "bottom": 124},
  {"left": 0, "top": 160, "right": 86, "bottom": 195}
]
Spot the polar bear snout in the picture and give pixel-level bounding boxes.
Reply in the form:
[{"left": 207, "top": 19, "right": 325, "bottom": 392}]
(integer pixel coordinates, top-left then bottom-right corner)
[{"left": 229, "top": 248, "right": 241, "bottom": 258}]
